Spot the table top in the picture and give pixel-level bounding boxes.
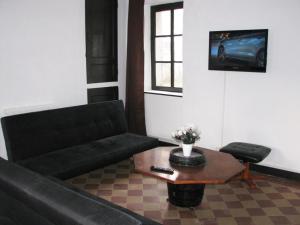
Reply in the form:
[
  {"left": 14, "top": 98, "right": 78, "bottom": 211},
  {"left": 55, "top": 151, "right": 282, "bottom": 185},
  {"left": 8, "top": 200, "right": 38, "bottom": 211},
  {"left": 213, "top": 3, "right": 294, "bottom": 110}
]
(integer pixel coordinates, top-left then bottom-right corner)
[{"left": 133, "top": 146, "right": 245, "bottom": 185}]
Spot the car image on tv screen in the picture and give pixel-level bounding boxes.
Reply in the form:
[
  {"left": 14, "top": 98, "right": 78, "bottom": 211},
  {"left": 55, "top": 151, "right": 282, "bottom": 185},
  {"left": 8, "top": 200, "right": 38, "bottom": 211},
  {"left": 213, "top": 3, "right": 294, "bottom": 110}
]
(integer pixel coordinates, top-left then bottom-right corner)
[{"left": 209, "top": 29, "right": 268, "bottom": 72}]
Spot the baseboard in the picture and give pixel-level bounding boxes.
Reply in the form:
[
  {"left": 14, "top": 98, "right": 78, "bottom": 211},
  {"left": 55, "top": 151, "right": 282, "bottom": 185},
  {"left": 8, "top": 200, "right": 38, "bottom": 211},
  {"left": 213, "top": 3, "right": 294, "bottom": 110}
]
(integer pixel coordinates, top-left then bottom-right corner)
[
  {"left": 250, "top": 164, "right": 300, "bottom": 181},
  {"left": 158, "top": 140, "right": 300, "bottom": 181}
]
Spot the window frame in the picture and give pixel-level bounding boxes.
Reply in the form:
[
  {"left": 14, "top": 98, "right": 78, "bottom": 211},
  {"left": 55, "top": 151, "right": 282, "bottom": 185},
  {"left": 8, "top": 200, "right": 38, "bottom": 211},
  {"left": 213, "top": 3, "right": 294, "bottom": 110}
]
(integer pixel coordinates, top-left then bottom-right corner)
[{"left": 151, "top": 2, "right": 183, "bottom": 93}]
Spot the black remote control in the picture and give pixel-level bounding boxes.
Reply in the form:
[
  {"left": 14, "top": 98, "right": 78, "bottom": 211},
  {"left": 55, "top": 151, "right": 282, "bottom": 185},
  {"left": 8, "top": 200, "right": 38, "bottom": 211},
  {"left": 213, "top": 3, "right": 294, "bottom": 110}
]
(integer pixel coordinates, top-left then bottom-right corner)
[{"left": 150, "top": 166, "right": 174, "bottom": 174}]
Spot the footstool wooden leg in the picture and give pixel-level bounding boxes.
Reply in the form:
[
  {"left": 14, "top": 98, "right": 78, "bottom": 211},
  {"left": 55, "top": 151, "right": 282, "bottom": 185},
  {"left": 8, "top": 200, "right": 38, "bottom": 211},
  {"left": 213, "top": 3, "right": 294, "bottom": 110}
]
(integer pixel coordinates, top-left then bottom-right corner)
[
  {"left": 242, "top": 162, "right": 270, "bottom": 189},
  {"left": 244, "top": 179, "right": 257, "bottom": 189},
  {"left": 241, "top": 162, "right": 256, "bottom": 189}
]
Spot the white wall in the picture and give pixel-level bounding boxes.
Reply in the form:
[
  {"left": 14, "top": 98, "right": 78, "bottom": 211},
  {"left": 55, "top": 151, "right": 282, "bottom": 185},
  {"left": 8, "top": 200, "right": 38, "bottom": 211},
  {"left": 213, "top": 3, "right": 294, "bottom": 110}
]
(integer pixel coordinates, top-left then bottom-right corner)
[
  {"left": 144, "top": 0, "right": 300, "bottom": 173},
  {"left": 0, "top": 0, "right": 129, "bottom": 159},
  {"left": 0, "top": 0, "right": 87, "bottom": 158}
]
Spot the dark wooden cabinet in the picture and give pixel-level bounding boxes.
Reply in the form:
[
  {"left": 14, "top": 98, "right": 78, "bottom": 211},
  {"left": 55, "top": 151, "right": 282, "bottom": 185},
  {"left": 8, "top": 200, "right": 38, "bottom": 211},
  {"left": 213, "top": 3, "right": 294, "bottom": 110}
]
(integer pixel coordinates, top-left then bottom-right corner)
[
  {"left": 88, "top": 87, "right": 119, "bottom": 103},
  {"left": 86, "top": 0, "right": 118, "bottom": 83}
]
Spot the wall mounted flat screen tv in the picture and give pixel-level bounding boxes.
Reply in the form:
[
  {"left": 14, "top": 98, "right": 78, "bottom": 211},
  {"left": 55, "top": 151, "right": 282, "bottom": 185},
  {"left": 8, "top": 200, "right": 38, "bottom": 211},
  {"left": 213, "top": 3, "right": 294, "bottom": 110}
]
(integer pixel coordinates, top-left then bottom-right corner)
[{"left": 209, "top": 29, "right": 268, "bottom": 72}]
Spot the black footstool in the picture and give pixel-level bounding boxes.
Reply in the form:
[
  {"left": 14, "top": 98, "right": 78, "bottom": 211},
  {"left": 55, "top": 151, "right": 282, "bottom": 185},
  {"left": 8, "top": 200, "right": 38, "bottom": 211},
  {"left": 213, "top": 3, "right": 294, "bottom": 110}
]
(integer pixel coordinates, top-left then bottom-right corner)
[{"left": 220, "top": 142, "right": 271, "bottom": 188}]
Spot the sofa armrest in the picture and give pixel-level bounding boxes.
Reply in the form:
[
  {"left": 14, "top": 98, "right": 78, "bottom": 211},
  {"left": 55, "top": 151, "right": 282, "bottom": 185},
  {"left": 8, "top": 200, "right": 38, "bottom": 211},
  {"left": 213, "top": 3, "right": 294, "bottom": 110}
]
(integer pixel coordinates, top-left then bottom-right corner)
[
  {"left": 0, "top": 158, "right": 141, "bottom": 225},
  {"left": 53, "top": 177, "right": 161, "bottom": 225}
]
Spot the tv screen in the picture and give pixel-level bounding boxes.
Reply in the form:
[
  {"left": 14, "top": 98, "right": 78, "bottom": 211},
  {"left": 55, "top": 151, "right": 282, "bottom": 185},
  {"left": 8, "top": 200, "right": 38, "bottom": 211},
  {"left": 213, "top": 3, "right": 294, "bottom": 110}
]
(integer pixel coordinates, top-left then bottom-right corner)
[{"left": 209, "top": 29, "right": 268, "bottom": 72}]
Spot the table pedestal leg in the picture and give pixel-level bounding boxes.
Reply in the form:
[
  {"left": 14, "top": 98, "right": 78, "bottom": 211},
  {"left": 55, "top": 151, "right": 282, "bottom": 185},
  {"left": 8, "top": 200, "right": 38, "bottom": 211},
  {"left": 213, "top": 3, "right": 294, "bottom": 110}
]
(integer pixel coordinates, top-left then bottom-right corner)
[{"left": 167, "top": 183, "right": 205, "bottom": 207}]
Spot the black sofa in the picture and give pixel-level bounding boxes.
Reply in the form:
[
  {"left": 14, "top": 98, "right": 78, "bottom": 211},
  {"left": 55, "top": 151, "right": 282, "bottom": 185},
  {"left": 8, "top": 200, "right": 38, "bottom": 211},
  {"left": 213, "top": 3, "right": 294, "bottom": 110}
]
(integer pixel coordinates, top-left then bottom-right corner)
[
  {"left": 0, "top": 158, "right": 160, "bottom": 225},
  {"left": 1, "top": 100, "right": 159, "bottom": 179},
  {"left": 0, "top": 100, "right": 161, "bottom": 225}
]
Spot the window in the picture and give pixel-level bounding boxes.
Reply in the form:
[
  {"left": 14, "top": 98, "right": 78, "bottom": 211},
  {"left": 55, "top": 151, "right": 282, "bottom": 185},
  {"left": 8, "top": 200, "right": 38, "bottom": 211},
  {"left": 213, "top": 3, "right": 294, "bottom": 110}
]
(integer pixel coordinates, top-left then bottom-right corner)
[{"left": 151, "top": 2, "right": 183, "bottom": 93}]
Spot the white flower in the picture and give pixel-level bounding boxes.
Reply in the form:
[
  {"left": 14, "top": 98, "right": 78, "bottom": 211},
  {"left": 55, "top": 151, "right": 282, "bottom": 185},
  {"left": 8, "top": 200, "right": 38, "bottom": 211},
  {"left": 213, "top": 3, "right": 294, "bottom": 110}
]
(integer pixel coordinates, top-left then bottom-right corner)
[{"left": 172, "top": 124, "right": 201, "bottom": 143}]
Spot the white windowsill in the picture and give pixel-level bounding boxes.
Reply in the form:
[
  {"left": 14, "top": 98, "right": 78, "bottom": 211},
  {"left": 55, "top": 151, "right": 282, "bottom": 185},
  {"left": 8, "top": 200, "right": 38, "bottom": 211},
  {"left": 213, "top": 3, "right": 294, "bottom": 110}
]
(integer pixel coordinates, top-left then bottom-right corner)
[{"left": 144, "top": 90, "right": 183, "bottom": 97}]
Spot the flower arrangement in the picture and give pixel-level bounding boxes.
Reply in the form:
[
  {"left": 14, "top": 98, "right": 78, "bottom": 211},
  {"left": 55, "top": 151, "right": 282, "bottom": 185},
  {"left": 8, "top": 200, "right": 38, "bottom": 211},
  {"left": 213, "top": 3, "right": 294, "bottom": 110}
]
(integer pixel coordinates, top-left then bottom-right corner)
[{"left": 172, "top": 125, "right": 200, "bottom": 144}]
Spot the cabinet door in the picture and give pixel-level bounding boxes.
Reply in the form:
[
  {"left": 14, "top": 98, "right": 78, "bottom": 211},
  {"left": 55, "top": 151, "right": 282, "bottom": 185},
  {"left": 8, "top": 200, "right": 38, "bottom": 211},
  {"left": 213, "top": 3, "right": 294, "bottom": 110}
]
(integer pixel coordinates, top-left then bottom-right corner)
[
  {"left": 88, "top": 87, "right": 119, "bottom": 103},
  {"left": 86, "top": 0, "right": 118, "bottom": 83}
]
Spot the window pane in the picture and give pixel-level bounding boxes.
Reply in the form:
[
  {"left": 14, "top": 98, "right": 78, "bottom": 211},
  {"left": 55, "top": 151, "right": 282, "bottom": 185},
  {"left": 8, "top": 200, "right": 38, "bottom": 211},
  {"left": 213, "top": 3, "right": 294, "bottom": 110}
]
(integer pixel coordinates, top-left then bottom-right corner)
[
  {"left": 156, "top": 11, "right": 171, "bottom": 35},
  {"left": 156, "top": 63, "right": 171, "bottom": 87},
  {"left": 155, "top": 37, "right": 171, "bottom": 61},
  {"left": 174, "top": 9, "right": 183, "bottom": 35},
  {"left": 174, "top": 36, "right": 183, "bottom": 61},
  {"left": 174, "top": 63, "right": 183, "bottom": 88}
]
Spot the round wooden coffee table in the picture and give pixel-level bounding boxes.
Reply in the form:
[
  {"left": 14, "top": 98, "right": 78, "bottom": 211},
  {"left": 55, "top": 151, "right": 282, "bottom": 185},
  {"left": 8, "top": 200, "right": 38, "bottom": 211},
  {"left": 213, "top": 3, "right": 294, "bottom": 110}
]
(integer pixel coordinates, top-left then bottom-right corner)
[{"left": 133, "top": 146, "right": 245, "bottom": 207}]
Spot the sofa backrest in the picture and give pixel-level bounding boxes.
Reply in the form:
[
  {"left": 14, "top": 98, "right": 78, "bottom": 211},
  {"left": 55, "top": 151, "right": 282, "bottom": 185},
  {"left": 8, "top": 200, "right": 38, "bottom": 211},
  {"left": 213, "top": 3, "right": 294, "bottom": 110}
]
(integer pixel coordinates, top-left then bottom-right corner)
[
  {"left": 1, "top": 100, "right": 128, "bottom": 162},
  {"left": 0, "top": 158, "right": 141, "bottom": 225}
]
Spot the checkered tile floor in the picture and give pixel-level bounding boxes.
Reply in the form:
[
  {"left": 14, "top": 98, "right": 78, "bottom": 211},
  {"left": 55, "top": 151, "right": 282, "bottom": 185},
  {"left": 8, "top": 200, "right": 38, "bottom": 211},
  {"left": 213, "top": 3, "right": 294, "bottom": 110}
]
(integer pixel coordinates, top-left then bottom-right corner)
[{"left": 66, "top": 159, "right": 300, "bottom": 225}]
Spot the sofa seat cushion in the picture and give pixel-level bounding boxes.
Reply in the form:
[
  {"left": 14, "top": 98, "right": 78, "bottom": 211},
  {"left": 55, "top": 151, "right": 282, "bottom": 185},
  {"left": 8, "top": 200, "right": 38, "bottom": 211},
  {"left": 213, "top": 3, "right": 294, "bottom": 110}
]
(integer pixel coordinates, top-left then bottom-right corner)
[
  {"left": 18, "top": 133, "right": 159, "bottom": 179},
  {"left": 0, "top": 217, "right": 17, "bottom": 225}
]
